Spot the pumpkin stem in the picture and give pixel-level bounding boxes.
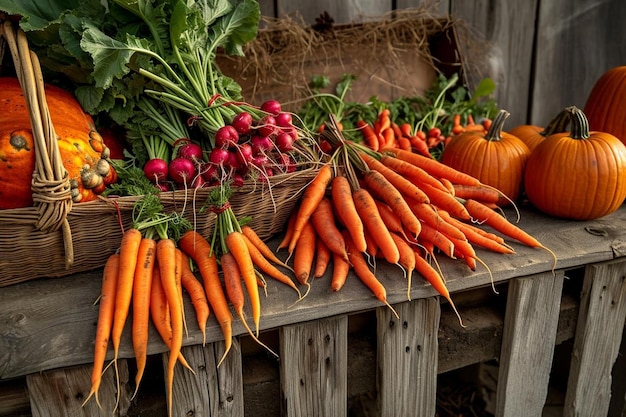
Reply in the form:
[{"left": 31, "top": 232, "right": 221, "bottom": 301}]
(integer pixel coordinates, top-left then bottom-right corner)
[
  {"left": 485, "top": 109, "right": 510, "bottom": 142},
  {"left": 541, "top": 108, "right": 570, "bottom": 137},
  {"left": 565, "top": 106, "right": 590, "bottom": 140}
]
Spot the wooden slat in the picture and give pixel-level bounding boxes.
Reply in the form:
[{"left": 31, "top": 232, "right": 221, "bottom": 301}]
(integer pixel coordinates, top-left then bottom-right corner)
[
  {"left": 165, "top": 340, "right": 244, "bottom": 417},
  {"left": 275, "top": 0, "right": 391, "bottom": 24},
  {"left": 377, "top": 298, "right": 440, "bottom": 417},
  {"left": 27, "top": 360, "right": 130, "bottom": 417},
  {"left": 495, "top": 270, "right": 565, "bottom": 416},
  {"left": 279, "top": 315, "right": 348, "bottom": 417},
  {"left": 563, "top": 259, "right": 626, "bottom": 417}
]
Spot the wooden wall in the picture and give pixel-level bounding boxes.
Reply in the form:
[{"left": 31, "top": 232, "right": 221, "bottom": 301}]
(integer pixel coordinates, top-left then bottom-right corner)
[{"left": 258, "top": 0, "right": 626, "bottom": 128}]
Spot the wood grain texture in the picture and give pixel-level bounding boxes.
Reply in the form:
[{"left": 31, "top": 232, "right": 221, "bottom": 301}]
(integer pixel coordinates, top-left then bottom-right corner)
[
  {"left": 376, "top": 298, "right": 440, "bottom": 417},
  {"left": 563, "top": 259, "right": 626, "bottom": 417},
  {"left": 279, "top": 315, "right": 348, "bottom": 417},
  {"left": 164, "top": 340, "right": 244, "bottom": 417},
  {"left": 495, "top": 271, "right": 565, "bottom": 417},
  {"left": 274, "top": 0, "right": 390, "bottom": 24}
]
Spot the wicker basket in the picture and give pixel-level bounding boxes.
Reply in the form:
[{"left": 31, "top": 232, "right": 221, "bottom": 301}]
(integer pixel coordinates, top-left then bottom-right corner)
[{"left": 0, "top": 22, "right": 317, "bottom": 287}]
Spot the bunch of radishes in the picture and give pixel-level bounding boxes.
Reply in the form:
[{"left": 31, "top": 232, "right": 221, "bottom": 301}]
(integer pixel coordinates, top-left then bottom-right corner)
[{"left": 143, "top": 100, "right": 304, "bottom": 191}]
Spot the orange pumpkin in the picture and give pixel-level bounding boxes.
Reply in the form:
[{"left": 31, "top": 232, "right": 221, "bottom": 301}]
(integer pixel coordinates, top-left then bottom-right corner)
[
  {"left": 441, "top": 109, "right": 531, "bottom": 205},
  {"left": 507, "top": 108, "right": 571, "bottom": 152},
  {"left": 0, "top": 77, "right": 116, "bottom": 209},
  {"left": 584, "top": 66, "right": 626, "bottom": 145},
  {"left": 524, "top": 106, "right": 626, "bottom": 220}
]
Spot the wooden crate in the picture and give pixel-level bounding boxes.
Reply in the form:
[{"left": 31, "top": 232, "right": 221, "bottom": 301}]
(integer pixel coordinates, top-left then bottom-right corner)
[{"left": 1, "top": 206, "right": 626, "bottom": 417}]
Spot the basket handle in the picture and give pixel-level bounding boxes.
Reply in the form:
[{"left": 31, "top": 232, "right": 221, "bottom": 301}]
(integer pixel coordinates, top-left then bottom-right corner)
[{"left": 1, "top": 21, "right": 74, "bottom": 267}]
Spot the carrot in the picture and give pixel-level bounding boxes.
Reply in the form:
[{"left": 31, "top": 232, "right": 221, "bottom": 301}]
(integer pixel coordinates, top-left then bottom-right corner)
[
  {"left": 157, "top": 238, "right": 183, "bottom": 417},
  {"left": 389, "top": 232, "right": 416, "bottom": 301},
  {"left": 400, "top": 122, "right": 413, "bottom": 138},
  {"left": 413, "top": 251, "right": 465, "bottom": 327},
  {"left": 419, "top": 183, "right": 471, "bottom": 221},
  {"left": 241, "top": 232, "right": 301, "bottom": 298},
  {"left": 438, "top": 210, "right": 514, "bottom": 254},
  {"left": 380, "top": 126, "right": 396, "bottom": 148},
  {"left": 357, "top": 119, "right": 379, "bottom": 151},
  {"left": 178, "top": 231, "right": 233, "bottom": 366},
  {"left": 331, "top": 175, "right": 367, "bottom": 253},
  {"left": 452, "top": 184, "right": 502, "bottom": 205},
  {"left": 343, "top": 230, "right": 398, "bottom": 318},
  {"left": 288, "top": 164, "right": 333, "bottom": 255},
  {"left": 225, "top": 231, "right": 261, "bottom": 336},
  {"left": 463, "top": 199, "right": 558, "bottom": 269},
  {"left": 353, "top": 187, "right": 400, "bottom": 264},
  {"left": 410, "top": 202, "right": 466, "bottom": 241},
  {"left": 410, "top": 133, "right": 432, "bottom": 158},
  {"left": 241, "top": 225, "right": 292, "bottom": 271},
  {"left": 379, "top": 154, "right": 448, "bottom": 193},
  {"left": 360, "top": 152, "right": 430, "bottom": 204},
  {"left": 374, "top": 200, "right": 408, "bottom": 238},
  {"left": 314, "top": 237, "right": 332, "bottom": 278},
  {"left": 149, "top": 263, "right": 193, "bottom": 373},
  {"left": 439, "top": 177, "right": 455, "bottom": 195},
  {"left": 310, "top": 197, "right": 349, "bottom": 262},
  {"left": 417, "top": 222, "right": 456, "bottom": 259},
  {"left": 130, "top": 237, "right": 157, "bottom": 399},
  {"left": 362, "top": 169, "right": 421, "bottom": 237},
  {"left": 293, "top": 220, "right": 316, "bottom": 287},
  {"left": 83, "top": 253, "right": 119, "bottom": 409},
  {"left": 180, "top": 252, "right": 210, "bottom": 345},
  {"left": 330, "top": 251, "right": 351, "bottom": 292},
  {"left": 381, "top": 147, "right": 482, "bottom": 187},
  {"left": 277, "top": 209, "right": 297, "bottom": 252}
]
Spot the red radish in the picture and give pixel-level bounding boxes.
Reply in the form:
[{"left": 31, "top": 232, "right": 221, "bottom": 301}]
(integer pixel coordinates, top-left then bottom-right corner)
[
  {"left": 209, "top": 147, "right": 230, "bottom": 166},
  {"left": 215, "top": 125, "right": 239, "bottom": 148},
  {"left": 144, "top": 158, "right": 169, "bottom": 183},
  {"left": 282, "top": 126, "right": 299, "bottom": 141},
  {"left": 251, "top": 135, "right": 272, "bottom": 154},
  {"left": 275, "top": 131, "right": 295, "bottom": 152},
  {"left": 252, "top": 154, "right": 269, "bottom": 167},
  {"left": 225, "top": 151, "right": 240, "bottom": 170},
  {"left": 261, "top": 100, "right": 281, "bottom": 115},
  {"left": 191, "top": 174, "right": 206, "bottom": 188},
  {"left": 275, "top": 112, "right": 293, "bottom": 127},
  {"left": 256, "top": 115, "right": 276, "bottom": 137},
  {"left": 155, "top": 182, "right": 170, "bottom": 192},
  {"left": 278, "top": 153, "right": 296, "bottom": 173},
  {"left": 232, "top": 172, "right": 245, "bottom": 187},
  {"left": 201, "top": 162, "right": 218, "bottom": 181},
  {"left": 169, "top": 157, "right": 196, "bottom": 183},
  {"left": 232, "top": 112, "right": 253, "bottom": 134},
  {"left": 235, "top": 143, "right": 253, "bottom": 166},
  {"left": 177, "top": 141, "right": 203, "bottom": 161}
]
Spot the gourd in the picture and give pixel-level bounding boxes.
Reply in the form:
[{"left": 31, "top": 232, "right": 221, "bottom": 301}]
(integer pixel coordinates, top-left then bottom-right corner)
[
  {"left": 583, "top": 66, "right": 626, "bottom": 145},
  {"left": 507, "top": 108, "right": 570, "bottom": 152},
  {"left": 524, "top": 106, "right": 626, "bottom": 220},
  {"left": 0, "top": 77, "right": 116, "bottom": 209},
  {"left": 441, "top": 109, "right": 531, "bottom": 205}
]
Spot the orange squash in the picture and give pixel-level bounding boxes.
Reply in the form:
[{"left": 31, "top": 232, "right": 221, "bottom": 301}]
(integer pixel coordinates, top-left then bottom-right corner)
[
  {"left": 507, "top": 108, "right": 571, "bottom": 152},
  {"left": 583, "top": 66, "right": 626, "bottom": 145},
  {"left": 0, "top": 77, "right": 116, "bottom": 209}
]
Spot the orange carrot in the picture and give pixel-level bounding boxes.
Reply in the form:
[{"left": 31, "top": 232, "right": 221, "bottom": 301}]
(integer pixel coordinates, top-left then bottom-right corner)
[
  {"left": 288, "top": 164, "right": 333, "bottom": 255},
  {"left": 225, "top": 231, "right": 261, "bottom": 336},
  {"left": 398, "top": 136, "right": 412, "bottom": 151},
  {"left": 380, "top": 126, "right": 396, "bottom": 148},
  {"left": 438, "top": 210, "right": 514, "bottom": 254},
  {"left": 220, "top": 252, "right": 259, "bottom": 344},
  {"left": 357, "top": 119, "right": 379, "bottom": 151},
  {"left": 353, "top": 187, "right": 400, "bottom": 264},
  {"left": 130, "top": 237, "right": 157, "bottom": 399},
  {"left": 241, "top": 233, "right": 301, "bottom": 298},
  {"left": 419, "top": 183, "right": 471, "bottom": 221},
  {"left": 293, "top": 220, "right": 316, "bottom": 287},
  {"left": 331, "top": 175, "right": 367, "bottom": 253},
  {"left": 410, "top": 134, "right": 432, "bottom": 157},
  {"left": 83, "top": 253, "right": 119, "bottom": 409},
  {"left": 330, "top": 251, "right": 351, "bottom": 292},
  {"left": 314, "top": 237, "right": 332, "bottom": 278},
  {"left": 343, "top": 230, "right": 398, "bottom": 318},
  {"left": 439, "top": 177, "right": 455, "bottom": 195},
  {"left": 389, "top": 232, "right": 416, "bottom": 301},
  {"left": 157, "top": 238, "right": 183, "bottom": 417},
  {"left": 374, "top": 200, "right": 408, "bottom": 237},
  {"left": 310, "top": 197, "right": 348, "bottom": 262},
  {"left": 400, "top": 122, "right": 413, "bottom": 138},
  {"left": 277, "top": 209, "right": 297, "bottom": 252},
  {"left": 379, "top": 154, "right": 448, "bottom": 193},
  {"left": 417, "top": 222, "right": 456, "bottom": 259},
  {"left": 452, "top": 184, "right": 502, "bottom": 205},
  {"left": 180, "top": 252, "right": 210, "bottom": 345},
  {"left": 409, "top": 202, "right": 466, "bottom": 241},
  {"left": 413, "top": 251, "right": 464, "bottom": 327},
  {"left": 382, "top": 147, "right": 482, "bottom": 187},
  {"left": 362, "top": 169, "right": 421, "bottom": 237},
  {"left": 178, "top": 231, "right": 233, "bottom": 366},
  {"left": 241, "top": 225, "right": 292, "bottom": 271}
]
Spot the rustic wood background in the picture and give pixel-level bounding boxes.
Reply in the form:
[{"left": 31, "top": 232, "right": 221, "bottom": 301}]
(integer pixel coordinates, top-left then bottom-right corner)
[{"left": 257, "top": 0, "right": 626, "bottom": 128}]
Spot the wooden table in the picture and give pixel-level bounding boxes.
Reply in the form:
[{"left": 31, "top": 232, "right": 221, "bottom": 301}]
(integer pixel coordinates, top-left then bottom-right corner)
[{"left": 1, "top": 204, "right": 625, "bottom": 417}]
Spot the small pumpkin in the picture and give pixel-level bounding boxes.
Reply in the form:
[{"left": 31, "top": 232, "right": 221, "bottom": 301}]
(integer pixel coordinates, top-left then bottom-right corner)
[
  {"left": 507, "top": 108, "right": 571, "bottom": 152},
  {"left": 583, "top": 66, "right": 626, "bottom": 145},
  {"left": 0, "top": 77, "right": 116, "bottom": 209},
  {"left": 441, "top": 109, "right": 531, "bottom": 205},
  {"left": 524, "top": 106, "right": 626, "bottom": 220}
]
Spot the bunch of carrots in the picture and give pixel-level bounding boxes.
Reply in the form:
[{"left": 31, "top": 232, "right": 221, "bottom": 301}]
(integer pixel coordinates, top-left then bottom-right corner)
[
  {"left": 285, "top": 116, "right": 555, "bottom": 322},
  {"left": 82, "top": 186, "right": 298, "bottom": 417}
]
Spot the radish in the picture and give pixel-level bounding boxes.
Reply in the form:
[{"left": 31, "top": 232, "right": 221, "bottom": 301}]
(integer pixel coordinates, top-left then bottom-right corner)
[
  {"left": 200, "top": 162, "right": 218, "bottom": 181},
  {"left": 275, "top": 112, "right": 293, "bottom": 127},
  {"left": 278, "top": 153, "right": 296, "bottom": 173},
  {"left": 169, "top": 157, "right": 196, "bottom": 183},
  {"left": 215, "top": 125, "right": 239, "bottom": 148},
  {"left": 235, "top": 143, "right": 253, "bottom": 166},
  {"left": 252, "top": 154, "right": 269, "bottom": 167},
  {"left": 275, "top": 131, "right": 295, "bottom": 152},
  {"left": 231, "top": 172, "right": 245, "bottom": 187},
  {"left": 260, "top": 99, "right": 281, "bottom": 115},
  {"left": 232, "top": 111, "right": 253, "bottom": 134},
  {"left": 144, "top": 158, "right": 169, "bottom": 183},
  {"left": 177, "top": 141, "right": 203, "bottom": 161},
  {"left": 251, "top": 135, "right": 272, "bottom": 155},
  {"left": 256, "top": 115, "right": 276, "bottom": 137},
  {"left": 209, "top": 147, "right": 230, "bottom": 166}
]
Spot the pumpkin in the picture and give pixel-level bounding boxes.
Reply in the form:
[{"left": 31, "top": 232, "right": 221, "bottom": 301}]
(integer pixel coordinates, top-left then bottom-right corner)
[
  {"left": 507, "top": 108, "right": 571, "bottom": 152},
  {"left": 524, "top": 106, "right": 626, "bottom": 220},
  {"left": 583, "top": 66, "right": 626, "bottom": 145},
  {"left": 441, "top": 109, "right": 531, "bottom": 205},
  {"left": 0, "top": 77, "right": 116, "bottom": 209}
]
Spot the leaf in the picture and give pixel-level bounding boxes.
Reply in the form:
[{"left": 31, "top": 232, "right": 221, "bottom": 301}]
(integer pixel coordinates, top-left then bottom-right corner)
[
  {"left": 208, "top": 0, "right": 260, "bottom": 56},
  {"left": 0, "top": 0, "right": 83, "bottom": 31},
  {"left": 470, "top": 77, "right": 496, "bottom": 103}
]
